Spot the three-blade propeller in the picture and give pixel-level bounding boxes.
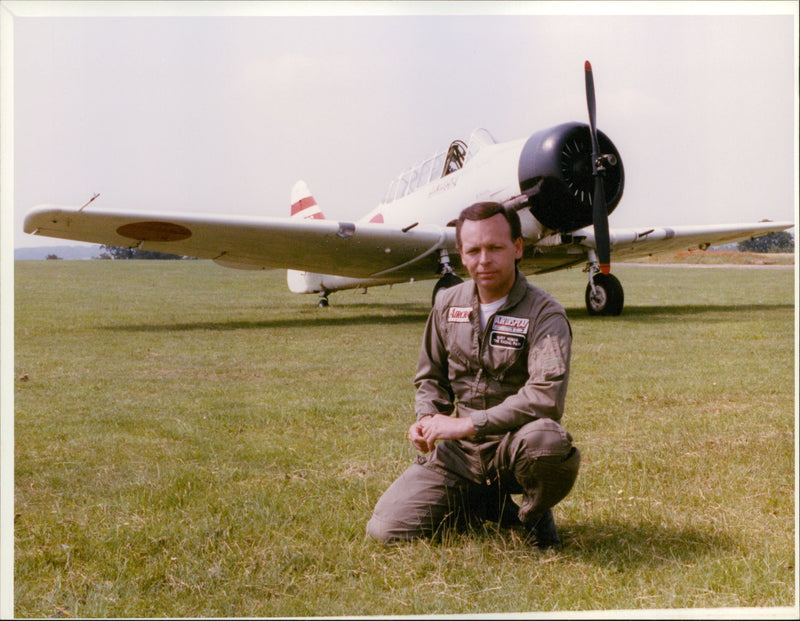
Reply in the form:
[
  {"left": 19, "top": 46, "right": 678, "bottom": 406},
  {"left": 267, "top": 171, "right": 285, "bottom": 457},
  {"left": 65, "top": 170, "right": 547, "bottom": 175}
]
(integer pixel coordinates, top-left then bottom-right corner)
[{"left": 584, "top": 60, "right": 612, "bottom": 275}]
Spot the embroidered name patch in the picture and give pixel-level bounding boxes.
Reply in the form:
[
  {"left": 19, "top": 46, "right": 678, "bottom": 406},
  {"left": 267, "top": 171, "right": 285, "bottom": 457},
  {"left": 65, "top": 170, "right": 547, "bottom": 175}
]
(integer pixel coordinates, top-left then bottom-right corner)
[
  {"left": 491, "top": 315, "right": 529, "bottom": 334},
  {"left": 447, "top": 307, "right": 472, "bottom": 323},
  {"left": 489, "top": 315, "right": 529, "bottom": 350},
  {"left": 490, "top": 332, "right": 525, "bottom": 349}
]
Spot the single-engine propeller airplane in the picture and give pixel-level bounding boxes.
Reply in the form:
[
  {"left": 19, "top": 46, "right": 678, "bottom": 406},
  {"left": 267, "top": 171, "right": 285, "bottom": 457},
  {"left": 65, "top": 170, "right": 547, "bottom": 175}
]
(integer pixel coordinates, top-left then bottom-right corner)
[{"left": 24, "top": 61, "right": 793, "bottom": 315}]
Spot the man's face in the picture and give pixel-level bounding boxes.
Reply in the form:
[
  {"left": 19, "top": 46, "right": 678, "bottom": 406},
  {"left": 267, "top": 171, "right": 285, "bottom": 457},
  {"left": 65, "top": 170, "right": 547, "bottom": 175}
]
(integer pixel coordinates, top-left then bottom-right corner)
[{"left": 458, "top": 213, "right": 523, "bottom": 303}]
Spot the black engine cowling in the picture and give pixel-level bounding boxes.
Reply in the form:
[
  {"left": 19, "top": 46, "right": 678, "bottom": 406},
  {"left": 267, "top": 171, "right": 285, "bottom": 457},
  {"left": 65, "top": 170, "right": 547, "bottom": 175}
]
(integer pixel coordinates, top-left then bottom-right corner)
[{"left": 517, "top": 122, "right": 624, "bottom": 233}]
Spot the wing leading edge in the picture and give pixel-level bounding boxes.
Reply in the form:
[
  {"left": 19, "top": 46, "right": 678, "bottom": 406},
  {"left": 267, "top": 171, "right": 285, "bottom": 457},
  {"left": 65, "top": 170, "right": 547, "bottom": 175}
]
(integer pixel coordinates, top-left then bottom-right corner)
[
  {"left": 24, "top": 206, "right": 793, "bottom": 281},
  {"left": 23, "top": 206, "right": 455, "bottom": 280},
  {"left": 523, "top": 221, "right": 795, "bottom": 273},
  {"left": 601, "top": 222, "right": 795, "bottom": 260}
]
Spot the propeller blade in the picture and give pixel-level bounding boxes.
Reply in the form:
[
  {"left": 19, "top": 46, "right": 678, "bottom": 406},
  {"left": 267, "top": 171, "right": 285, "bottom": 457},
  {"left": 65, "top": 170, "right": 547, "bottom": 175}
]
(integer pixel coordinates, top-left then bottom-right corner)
[
  {"left": 593, "top": 175, "right": 611, "bottom": 275},
  {"left": 584, "top": 61, "right": 600, "bottom": 156},
  {"left": 585, "top": 60, "right": 611, "bottom": 275}
]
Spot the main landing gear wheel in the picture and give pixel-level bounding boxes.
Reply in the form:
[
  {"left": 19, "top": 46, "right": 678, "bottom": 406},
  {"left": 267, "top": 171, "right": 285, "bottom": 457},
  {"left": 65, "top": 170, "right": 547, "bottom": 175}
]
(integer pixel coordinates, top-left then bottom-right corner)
[
  {"left": 585, "top": 273, "right": 624, "bottom": 316},
  {"left": 431, "top": 273, "right": 463, "bottom": 306}
]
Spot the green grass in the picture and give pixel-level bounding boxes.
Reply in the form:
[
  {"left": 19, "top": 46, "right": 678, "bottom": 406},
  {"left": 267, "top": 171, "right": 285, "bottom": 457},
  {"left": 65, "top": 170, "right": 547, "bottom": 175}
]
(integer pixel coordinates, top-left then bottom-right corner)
[{"left": 13, "top": 260, "right": 796, "bottom": 617}]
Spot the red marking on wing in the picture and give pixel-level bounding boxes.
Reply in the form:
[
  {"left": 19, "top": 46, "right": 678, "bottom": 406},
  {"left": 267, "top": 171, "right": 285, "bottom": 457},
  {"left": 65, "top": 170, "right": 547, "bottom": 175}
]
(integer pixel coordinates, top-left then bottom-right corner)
[{"left": 116, "top": 221, "right": 192, "bottom": 242}]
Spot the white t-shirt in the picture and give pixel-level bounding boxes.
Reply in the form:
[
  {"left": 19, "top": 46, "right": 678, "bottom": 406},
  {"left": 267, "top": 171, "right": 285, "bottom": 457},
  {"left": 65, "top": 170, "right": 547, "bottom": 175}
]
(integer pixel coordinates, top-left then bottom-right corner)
[{"left": 479, "top": 295, "right": 508, "bottom": 331}]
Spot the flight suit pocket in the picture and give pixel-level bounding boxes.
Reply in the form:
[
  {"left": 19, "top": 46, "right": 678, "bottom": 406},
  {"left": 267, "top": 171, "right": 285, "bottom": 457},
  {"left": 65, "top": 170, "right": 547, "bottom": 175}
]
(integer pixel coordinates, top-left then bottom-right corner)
[
  {"left": 444, "top": 320, "right": 476, "bottom": 379},
  {"left": 534, "top": 334, "right": 567, "bottom": 381}
]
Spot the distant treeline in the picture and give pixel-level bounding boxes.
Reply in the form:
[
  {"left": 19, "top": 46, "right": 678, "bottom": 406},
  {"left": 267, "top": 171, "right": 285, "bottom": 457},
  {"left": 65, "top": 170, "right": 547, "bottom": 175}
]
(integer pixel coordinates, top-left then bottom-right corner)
[
  {"left": 38, "top": 231, "right": 793, "bottom": 260},
  {"left": 737, "top": 231, "right": 794, "bottom": 253},
  {"left": 96, "top": 245, "right": 194, "bottom": 260}
]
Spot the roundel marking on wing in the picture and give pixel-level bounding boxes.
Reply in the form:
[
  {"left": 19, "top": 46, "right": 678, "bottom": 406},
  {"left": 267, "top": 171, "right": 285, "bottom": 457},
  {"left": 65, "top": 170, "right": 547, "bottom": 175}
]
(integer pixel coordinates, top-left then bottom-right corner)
[{"left": 116, "top": 221, "right": 192, "bottom": 242}]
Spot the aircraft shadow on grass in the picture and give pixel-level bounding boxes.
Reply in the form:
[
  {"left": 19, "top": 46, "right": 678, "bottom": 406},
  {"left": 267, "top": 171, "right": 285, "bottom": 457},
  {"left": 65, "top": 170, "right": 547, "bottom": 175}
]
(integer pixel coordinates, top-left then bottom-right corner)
[
  {"left": 104, "top": 303, "right": 432, "bottom": 333},
  {"left": 104, "top": 301, "right": 793, "bottom": 333},
  {"left": 564, "top": 302, "right": 794, "bottom": 322}
]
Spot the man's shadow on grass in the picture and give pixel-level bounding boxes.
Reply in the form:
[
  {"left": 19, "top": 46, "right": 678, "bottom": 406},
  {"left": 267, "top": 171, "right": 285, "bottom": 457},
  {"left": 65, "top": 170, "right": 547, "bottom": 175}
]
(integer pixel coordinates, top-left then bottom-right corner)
[
  {"left": 433, "top": 515, "right": 731, "bottom": 569},
  {"left": 541, "top": 518, "right": 731, "bottom": 568}
]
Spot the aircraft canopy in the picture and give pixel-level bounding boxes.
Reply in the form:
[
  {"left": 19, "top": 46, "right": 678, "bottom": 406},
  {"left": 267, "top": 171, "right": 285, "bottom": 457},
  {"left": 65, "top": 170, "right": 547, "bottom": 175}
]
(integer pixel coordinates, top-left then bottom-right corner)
[{"left": 380, "top": 129, "right": 497, "bottom": 204}]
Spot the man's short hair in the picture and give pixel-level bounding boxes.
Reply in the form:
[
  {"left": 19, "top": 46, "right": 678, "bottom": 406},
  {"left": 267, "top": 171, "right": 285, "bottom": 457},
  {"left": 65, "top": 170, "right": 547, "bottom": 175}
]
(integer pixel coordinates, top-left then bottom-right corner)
[{"left": 455, "top": 202, "right": 522, "bottom": 248}]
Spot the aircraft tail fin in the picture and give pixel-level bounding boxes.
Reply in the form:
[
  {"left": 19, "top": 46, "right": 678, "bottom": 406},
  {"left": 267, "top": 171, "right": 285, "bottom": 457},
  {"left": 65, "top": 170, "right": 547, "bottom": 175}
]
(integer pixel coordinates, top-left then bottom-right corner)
[
  {"left": 288, "top": 181, "right": 324, "bottom": 293},
  {"left": 290, "top": 181, "right": 325, "bottom": 220}
]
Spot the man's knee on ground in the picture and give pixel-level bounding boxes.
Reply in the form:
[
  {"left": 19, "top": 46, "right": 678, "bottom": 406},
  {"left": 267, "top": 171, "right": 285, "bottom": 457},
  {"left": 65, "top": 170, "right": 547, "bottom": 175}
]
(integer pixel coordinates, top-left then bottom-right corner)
[
  {"left": 365, "top": 514, "right": 393, "bottom": 543},
  {"left": 513, "top": 417, "right": 575, "bottom": 459},
  {"left": 366, "top": 514, "right": 419, "bottom": 544},
  {"left": 512, "top": 419, "right": 581, "bottom": 524}
]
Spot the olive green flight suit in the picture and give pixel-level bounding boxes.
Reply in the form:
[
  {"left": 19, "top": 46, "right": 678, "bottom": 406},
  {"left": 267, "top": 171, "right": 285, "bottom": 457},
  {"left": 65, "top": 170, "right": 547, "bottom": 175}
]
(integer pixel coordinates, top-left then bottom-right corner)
[{"left": 367, "top": 270, "right": 580, "bottom": 541}]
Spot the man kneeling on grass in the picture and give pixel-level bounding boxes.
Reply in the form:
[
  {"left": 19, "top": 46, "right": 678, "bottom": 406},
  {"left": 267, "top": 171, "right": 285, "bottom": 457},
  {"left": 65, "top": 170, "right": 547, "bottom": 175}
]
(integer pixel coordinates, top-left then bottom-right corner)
[{"left": 367, "top": 202, "right": 581, "bottom": 548}]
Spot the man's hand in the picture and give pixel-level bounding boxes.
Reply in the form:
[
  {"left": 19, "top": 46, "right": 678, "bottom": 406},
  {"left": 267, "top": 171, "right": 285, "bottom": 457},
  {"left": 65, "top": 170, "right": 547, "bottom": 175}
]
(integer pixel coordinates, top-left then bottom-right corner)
[
  {"left": 408, "top": 414, "right": 475, "bottom": 453},
  {"left": 408, "top": 418, "right": 432, "bottom": 453}
]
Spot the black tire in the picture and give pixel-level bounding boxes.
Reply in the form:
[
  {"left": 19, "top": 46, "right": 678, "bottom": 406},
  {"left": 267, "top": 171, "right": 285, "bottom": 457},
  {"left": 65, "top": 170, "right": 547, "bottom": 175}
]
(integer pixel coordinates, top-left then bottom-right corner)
[
  {"left": 585, "top": 273, "right": 624, "bottom": 316},
  {"left": 431, "top": 273, "right": 463, "bottom": 306},
  {"left": 317, "top": 297, "right": 329, "bottom": 308}
]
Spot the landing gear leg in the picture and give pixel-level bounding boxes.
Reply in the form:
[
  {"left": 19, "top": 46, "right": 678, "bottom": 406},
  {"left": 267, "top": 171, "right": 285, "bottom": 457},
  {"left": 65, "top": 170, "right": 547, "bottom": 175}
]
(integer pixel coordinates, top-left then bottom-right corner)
[
  {"left": 318, "top": 291, "right": 330, "bottom": 308},
  {"left": 431, "top": 249, "right": 463, "bottom": 306},
  {"left": 584, "top": 253, "right": 624, "bottom": 316}
]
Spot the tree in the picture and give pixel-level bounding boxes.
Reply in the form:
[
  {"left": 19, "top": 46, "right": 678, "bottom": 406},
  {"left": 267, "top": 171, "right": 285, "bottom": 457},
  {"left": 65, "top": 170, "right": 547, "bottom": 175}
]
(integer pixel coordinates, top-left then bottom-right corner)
[
  {"left": 737, "top": 231, "right": 794, "bottom": 253},
  {"left": 98, "top": 245, "right": 189, "bottom": 260},
  {"left": 45, "top": 254, "right": 62, "bottom": 260}
]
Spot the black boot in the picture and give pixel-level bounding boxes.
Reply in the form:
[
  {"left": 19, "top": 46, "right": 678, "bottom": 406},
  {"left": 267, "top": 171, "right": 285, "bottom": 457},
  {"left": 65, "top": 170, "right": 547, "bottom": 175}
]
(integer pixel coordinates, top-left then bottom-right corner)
[
  {"left": 528, "top": 508, "right": 560, "bottom": 549},
  {"left": 484, "top": 493, "right": 522, "bottom": 527}
]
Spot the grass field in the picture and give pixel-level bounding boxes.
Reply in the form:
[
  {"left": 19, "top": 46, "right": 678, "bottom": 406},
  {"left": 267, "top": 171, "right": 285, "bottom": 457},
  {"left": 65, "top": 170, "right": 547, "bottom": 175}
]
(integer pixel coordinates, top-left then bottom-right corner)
[{"left": 13, "top": 260, "right": 797, "bottom": 617}]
